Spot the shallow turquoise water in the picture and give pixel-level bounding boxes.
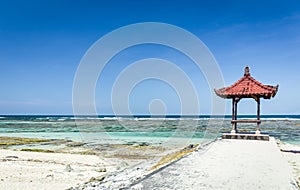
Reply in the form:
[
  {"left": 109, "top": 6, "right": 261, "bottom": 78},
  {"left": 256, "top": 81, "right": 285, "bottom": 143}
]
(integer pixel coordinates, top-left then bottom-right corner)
[{"left": 0, "top": 115, "right": 299, "bottom": 146}]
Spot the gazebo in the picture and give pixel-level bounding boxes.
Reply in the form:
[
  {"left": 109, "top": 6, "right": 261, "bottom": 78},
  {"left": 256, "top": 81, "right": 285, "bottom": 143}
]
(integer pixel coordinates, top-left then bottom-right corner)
[{"left": 215, "top": 66, "right": 278, "bottom": 139}]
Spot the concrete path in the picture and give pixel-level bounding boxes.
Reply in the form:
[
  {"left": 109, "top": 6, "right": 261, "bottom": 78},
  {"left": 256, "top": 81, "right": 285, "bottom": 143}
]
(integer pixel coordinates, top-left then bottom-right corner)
[{"left": 131, "top": 137, "right": 297, "bottom": 190}]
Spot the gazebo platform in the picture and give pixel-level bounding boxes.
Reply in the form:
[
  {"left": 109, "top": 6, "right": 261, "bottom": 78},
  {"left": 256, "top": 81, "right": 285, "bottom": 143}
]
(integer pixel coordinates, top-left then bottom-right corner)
[{"left": 222, "top": 133, "right": 269, "bottom": 141}]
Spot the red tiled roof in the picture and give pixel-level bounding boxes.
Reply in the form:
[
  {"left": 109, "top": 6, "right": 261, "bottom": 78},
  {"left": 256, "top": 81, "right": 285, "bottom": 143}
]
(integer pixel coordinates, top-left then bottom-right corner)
[{"left": 215, "top": 66, "right": 279, "bottom": 99}]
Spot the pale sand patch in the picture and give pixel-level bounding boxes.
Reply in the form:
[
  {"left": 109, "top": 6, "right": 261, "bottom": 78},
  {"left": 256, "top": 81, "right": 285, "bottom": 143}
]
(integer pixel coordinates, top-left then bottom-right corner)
[
  {"left": 279, "top": 142, "right": 300, "bottom": 188},
  {"left": 283, "top": 152, "right": 300, "bottom": 188},
  {"left": 0, "top": 149, "right": 112, "bottom": 190}
]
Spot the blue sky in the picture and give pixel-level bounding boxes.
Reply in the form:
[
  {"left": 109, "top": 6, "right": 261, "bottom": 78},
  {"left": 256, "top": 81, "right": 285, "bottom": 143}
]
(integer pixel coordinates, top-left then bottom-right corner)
[{"left": 1, "top": 0, "right": 300, "bottom": 115}]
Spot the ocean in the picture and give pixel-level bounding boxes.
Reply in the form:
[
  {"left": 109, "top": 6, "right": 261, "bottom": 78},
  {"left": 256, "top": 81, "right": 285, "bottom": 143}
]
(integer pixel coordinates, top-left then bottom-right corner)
[{"left": 0, "top": 115, "right": 299, "bottom": 147}]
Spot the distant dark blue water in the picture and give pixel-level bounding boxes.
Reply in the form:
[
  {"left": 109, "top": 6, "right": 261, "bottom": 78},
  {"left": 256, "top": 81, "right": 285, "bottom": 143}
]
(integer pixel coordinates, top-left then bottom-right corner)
[{"left": 0, "top": 114, "right": 299, "bottom": 119}]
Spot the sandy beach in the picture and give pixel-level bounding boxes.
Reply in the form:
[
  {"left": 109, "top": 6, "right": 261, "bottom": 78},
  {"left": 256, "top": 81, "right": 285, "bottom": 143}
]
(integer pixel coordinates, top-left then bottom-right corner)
[
  {"left": 0, "top": 136, "right": 173, "bottom": 190},
  {"left": 0, "top": 136, "right": 299, "bottom": 190},
  {"left": 0, "top": 149, "right": 110, "bottom": 190}
]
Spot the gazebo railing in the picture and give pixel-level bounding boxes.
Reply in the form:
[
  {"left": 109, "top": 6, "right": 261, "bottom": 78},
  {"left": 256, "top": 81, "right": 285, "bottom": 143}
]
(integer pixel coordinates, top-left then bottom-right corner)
[{"left": 231, "top": 120, "right": 261, "bottom": 124}]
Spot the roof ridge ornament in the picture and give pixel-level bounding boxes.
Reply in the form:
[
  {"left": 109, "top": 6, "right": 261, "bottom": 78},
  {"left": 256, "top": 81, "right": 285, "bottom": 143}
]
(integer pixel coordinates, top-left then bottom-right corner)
[{"left": 244, "top": 66, "right": 250, "bottom": 76}]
